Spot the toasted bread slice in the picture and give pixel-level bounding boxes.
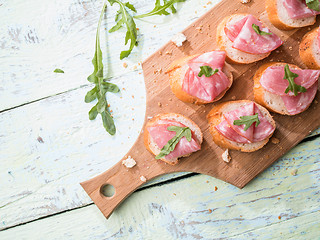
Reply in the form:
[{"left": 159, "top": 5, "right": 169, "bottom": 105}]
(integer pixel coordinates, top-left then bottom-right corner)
[
  {"left": 266, "top": 0, "right": 316, "bottom": 30},
  {"left": 144, "top": 113, "right": 203, "bottom": 165},
  {"left": 207, "top": 100, "right": 275, "bottom": 152},
  {"left": 216, "top": 14, "right": 270, "bottom": 64},
  {"left": 253, "top": 62, "right": 316, "bottom": 115},
  {"left": 166, "top": 54, "right": 233, "bottom": 104},
  {"left": 299, "top": 27, "right": 320, "bottom": 69}
]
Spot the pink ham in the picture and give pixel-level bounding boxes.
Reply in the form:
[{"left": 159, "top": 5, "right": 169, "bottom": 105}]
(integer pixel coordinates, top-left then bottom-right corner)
[
  {"left": 215, "top": 103, "right": 275, "bottom": 144},
  {"left": 224, "top": 16, "right": 249, "bottom": 42},
  {"left": 260, "top": 66, "right": 320, "bottom": 96},
  {"left": 147, "top": 120, "right": 201, "bottom": 160},
  {"left": 283, "top": 0, "right": 320, "bottom": 20},
  {"left": 318, "top": 27, "right": 320, "bottom": 50},
  {"left": 281, "top": 82, "right": 318, "bottom": 115},
  {"left": 182, "top": 51, "right": 231, "bottom": 102},
  {"left": 223, "top": 102, "right": 255, "bottom": 142},
  {"left": 253, "top": 105, "right": 275, "bottom": 142},
  {"left": 215, "top": 120, "right": 250, "bottom": 144},
  {"left": 224, "top": 15, "right": 283, "bottom": 54}
]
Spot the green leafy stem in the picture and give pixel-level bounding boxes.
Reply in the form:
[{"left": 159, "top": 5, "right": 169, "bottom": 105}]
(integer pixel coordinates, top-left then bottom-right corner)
[
  {"left": 85, "top": 3, "right": 120, "bottom": 135},
  {"left": 233, "top": 113, "right": 260, "bottom": 131},
  {"left": 155, "top": 126, "right": 192, "bottom": 159}
]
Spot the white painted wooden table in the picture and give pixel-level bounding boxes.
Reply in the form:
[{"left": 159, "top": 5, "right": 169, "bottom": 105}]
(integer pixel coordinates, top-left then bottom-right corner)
[{"left": 0, "top": 0, "right": 319, "bottom": 239}]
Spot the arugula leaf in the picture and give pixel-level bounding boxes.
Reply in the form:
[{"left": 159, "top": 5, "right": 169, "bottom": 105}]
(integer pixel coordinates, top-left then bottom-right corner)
[
  {"left": 198, "top": 66, "right": 218, "bottom": 77},
  {"left": 252, "top": 24, "right": 272, "bottom": 36},
  {"left": 233, "top": 113, "right": 260, "bottom": 131},
  {"left": 54, "top": 68, "right": 64, "bottom": 73},
  {"left": 283, "top": 64, "right": 306, "bottom": 96},
  {"left": 108, "top": 0, "right": 137, "bottom": 59},
  {"left": 85, "top": 3, "right": 120, "bottom": 135},
  {"left": 155, "top": 126, "right": 192, "bottom": 159},
  {"left": 135, "top": 0, "right": 186, "bottom": 18},
  {"left": 306, "top": 0, "right": 320, "bottom": 11}
]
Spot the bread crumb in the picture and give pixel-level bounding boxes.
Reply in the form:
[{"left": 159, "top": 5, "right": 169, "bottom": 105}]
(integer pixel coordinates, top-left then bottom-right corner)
[
  {"left": 171, "top": 32, "right": 187, "bottom": 47},
  {"left": 214, "top": 186, "right": 218, "bottom": 191},
  {"left": 169, "top": 98, "right": 172, "bottom": 101},
  {"left": 208, "top": 209, "right": 212, "bottom": 213},
  {"left": 278, "top": 216, "right": 281, "bottom": 220},
  {"left": 288, "top": 46, "right": 293, "bottom": 50},
  {"left": 291, "top": 169, "right": 298, "bottom": 176},
  {"left": 140, "top": 176, "right": 147, "bottom": 182},
  {"left": 222, "top": 149, "right": 231, "bottom": 163},
  {"left": 123, "top": 62, "right": 128, "bottom": 68},
  {"left": 122, "top": 156, "right": 136, "bottom": 168},
  {"left": 240, "top": 0, "right": 251, "bottom": 3},
  {"left": 158, "top": 102, "right": 162, "bottom": 107},
  {"left": 231, "top": 96, "right": 236, "bottom": 100},
  {"left": 159, "top": 51, "right": 162, "bottom": 55},
  {"left": 133, "top": 65, "right": 137, "bottom": 70},
  {"left": 136, "top": 28, "right": 139, "bottom": 31},
  {"left": 165, "top": 50, "right": 173, "bottom": 55},
  {"left": 271, "top": 137, "right": 280, "bottom": 144},
  {"left": 147, "top": 116, "right": 153, "bottom": 120},
  {"left": 207, "top": 1, "right": 212, "bottom": 4}
]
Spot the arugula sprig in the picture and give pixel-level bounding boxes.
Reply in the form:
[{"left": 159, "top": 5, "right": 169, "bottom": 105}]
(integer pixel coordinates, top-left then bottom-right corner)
[
  {"left": 85, "top": 3, "right": 120, "bottom": 135},
  {"left": 252, "top": 24, "right": 272, "bottom": 36},
  {"left": 135, "top": 0, "right": 186, "bottom": 18},
  {"left": 155, "top": 126, "right": 192, "bottom": 159},
  {"left": 283, "top": 64, "right": 306, "bottom": 96},
  {"left": 108, "top": 0, "right": 138, "bottom": 60},
  {"left": 109, "top": 0, "right": 185, "bottom": 59},
  {"left": 198, "top": 66, "right": 218, "bottom": 77},
  {"left": 306, "top": 0, "right": 320, "bottom": 11},
  {"left": 233, "top": 113, "right": 260, "bottom": 131}
]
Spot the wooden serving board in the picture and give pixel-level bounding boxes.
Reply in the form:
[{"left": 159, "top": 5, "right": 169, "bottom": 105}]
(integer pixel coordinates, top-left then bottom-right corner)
[{"left": 81, "top": 0, "right": 320, "bottom": 219}]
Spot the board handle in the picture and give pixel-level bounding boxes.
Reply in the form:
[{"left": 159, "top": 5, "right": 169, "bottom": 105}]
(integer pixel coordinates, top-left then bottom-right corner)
[{"left": 80, "top": 157, "right": 161, "bottom": 218}]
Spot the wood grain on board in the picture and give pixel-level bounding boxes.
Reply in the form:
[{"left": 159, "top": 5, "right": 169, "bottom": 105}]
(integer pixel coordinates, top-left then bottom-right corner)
[{"left": 81, "top": 0, "right": 320, "bottom": 219}]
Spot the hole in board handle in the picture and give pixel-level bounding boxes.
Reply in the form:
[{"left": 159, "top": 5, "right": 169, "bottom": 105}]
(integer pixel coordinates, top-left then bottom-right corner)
[{"left": 100, "top": 184, "right": 115, "bottom": 198}]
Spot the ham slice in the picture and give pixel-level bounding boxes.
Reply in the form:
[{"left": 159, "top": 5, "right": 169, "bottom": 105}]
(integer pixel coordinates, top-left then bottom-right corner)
[
  {"left": 215, "top": 103, "right": 275, "bottom": 144},
  {"left": 223, "top": 102, "right": 255, "bottom": 142},
  {"left": 281, "top": 82, "right": 318, "bottom": 115},
  {"left": 260, "top": 66, "right": 320, "bottom": 96},
  {"left": 182, "top": 51, "right": 231, "bottom": 102},
  {"left": 224, "top": 15, "right": 283, "bottom": 54},
  {"left": 283, "top": 0, "right": 320, "bottom": 20},
  {"left": 147, "top": 119, "right": 201, "bottom": 160}
]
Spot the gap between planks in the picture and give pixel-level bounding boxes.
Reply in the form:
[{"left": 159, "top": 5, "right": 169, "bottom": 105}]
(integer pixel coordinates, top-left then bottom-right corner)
[{"left": 1, "top": 133, "right": 319, "bottom": 232}]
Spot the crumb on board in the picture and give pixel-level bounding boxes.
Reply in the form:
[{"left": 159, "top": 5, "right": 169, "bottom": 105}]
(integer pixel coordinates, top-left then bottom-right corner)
[
  {"left": 123, "top": 62, "right": 128, "bottom": 68},
  {"left": 208, "top": 209, "right": 212, "bottom": 213},
  {"left": 171, "top": 32, "right": 187, "bottom": 47},
  {"left": 222, "top": 149, "right": 231, "bottom": 163},
  {"left": 140, "top": 176, "right": 147, "bottom": 182},
  {"left": 158, "top": 102, "right": 162, "bottom": 107},
  {"left": 240, "top": 0, "right": 251, "bottom": 3},
  {"left": 165, "top": 50, "right": 173, "bottom": 55},
  {"left": 231, "top": 96, "right": 236, "bottom": 100},
  {"left": 288, "top": 46, "right": 293, "bottom": 50},
  {"left": 122, "top": 156, "right": 137, "bottom": 168},
  {"left": 291, "top": 169, "right": 298, "bottom": 176},
  {"left": 271, "top": 137, "right": 280, "bottom": 144},
  {"left": 278, "top": 216, "right": 281, "bottom": 220},
  {"left": 214, "top": 186, "right": 218, "bottom": 191}
]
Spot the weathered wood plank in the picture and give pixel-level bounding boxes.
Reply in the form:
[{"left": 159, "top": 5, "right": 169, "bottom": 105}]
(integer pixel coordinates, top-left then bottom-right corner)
[
  {"left": 1, "top": 136, "right": 319, "bottom": 238},
  {"left": 0, "top": 0, "right": 216, "bottom": 111}
]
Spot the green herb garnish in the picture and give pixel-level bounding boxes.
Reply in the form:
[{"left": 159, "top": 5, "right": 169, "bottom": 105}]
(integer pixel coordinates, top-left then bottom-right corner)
[
  {"left": 198, "top": 66, "right": 218, "bottom": 77},
  {"left": 108, "top": 0, "right": 185, "bottom": 59},
  {"left": 135, "top": 0, "right": 186, "bottom": 18},
  {"left": 233, "top": 113, "right": 260, "bottom": 131},
  {"left": 252, "top": 23, "right": 272, "bottom": 36},
  {"left": 306, "top": 0, "right": 320, "bottom": 11},
  {"left": 284, "top": 64, "right": 306, "bottom": 96},
  {"left": 85, "top": 3, "right": 120, "bottom": 135},
  {"left": 155, "top": 126, "right": 192, "bottom": 159},
  {"left": 108, "top": 0, "right": 138, "bottom": 60},
  {"left": 54, "top": 68, "right": 64, "bottom": 73}
]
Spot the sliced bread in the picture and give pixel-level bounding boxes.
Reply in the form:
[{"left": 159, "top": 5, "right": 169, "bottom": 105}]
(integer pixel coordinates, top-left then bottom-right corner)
[
  {"left": 207, "top": 100, "right": 276, "bottom": 152},
  {"left": 266, "top": 0, "right": 316, "bottom": 30},
  {"left": 144, "top": 113, "right": 203, "bottom": 165},
  {"left": 216, "top": 14, "right": 270, "bottom": 64},
  {"left": 299, "top": 27, "right": 320, "bottom": 69}
]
